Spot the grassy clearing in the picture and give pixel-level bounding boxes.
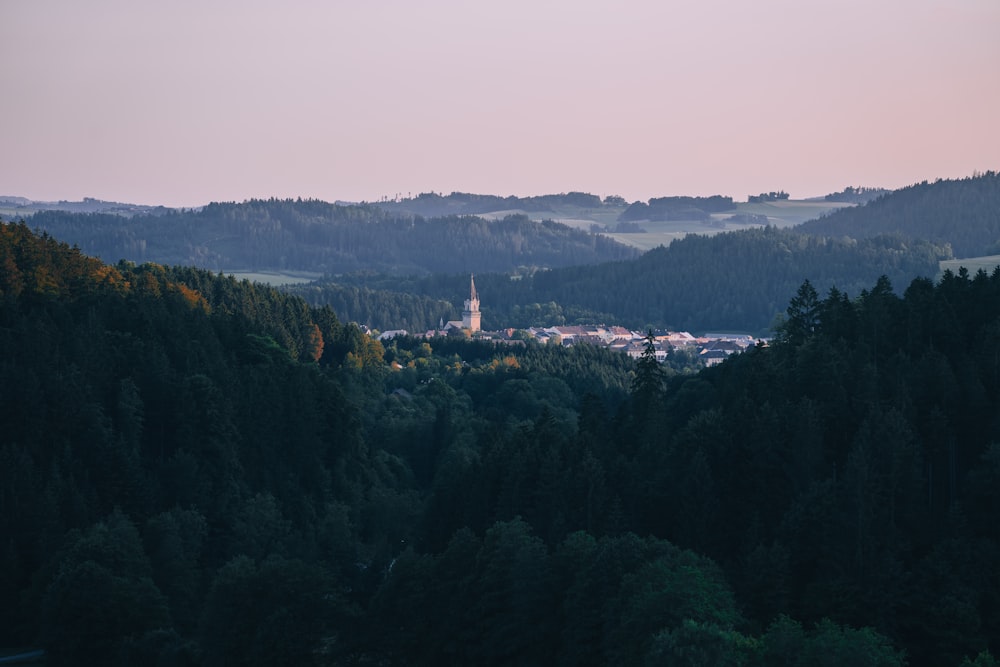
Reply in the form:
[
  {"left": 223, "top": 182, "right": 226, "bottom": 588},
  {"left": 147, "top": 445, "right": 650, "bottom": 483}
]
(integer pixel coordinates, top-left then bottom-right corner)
[
  {"left": 548, "top": 218, "right": 604, "bottom": 232},
  {"left": 546, "top": 204, "right": 625, "bottom": 227},
  {"left": 939, "top": 255, "right": 1000, "bottom": 276},
  {"left": 735, "top": 200, "right": 853, "bottom": 227},
  {"left": 432, "top": 200, "right": 852, "bottom": 251},
  {"left": 601, "top": 231, "right": 691, "bottom": 251},
  {"left": 0, "top": 207, "right": 32, "bottom": 220},
  {"left": 481, "top": 205, "right": 625, "bottom": 230},
  {"left": 224, "top": 271, "right": 322, "bottom": 286},
  {"left": 540, "top": 200, "right": 854, "bottom": 249}
]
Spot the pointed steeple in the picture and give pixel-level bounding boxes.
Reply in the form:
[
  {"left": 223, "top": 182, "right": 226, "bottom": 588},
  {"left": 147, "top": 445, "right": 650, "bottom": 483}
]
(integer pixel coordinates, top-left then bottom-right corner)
[{"left": 462, "top": 273, "right": 481, "bottom": 332}]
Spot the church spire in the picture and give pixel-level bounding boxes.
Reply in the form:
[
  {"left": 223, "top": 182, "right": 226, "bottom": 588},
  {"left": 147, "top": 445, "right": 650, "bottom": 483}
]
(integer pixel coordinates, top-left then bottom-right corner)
[{"left": 462, "top": 273, "right": 481, "bottom": 332}]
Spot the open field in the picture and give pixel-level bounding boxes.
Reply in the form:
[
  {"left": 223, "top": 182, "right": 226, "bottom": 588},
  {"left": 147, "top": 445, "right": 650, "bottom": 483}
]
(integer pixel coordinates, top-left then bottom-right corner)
[
  {"left": 546, "top": 204, "right": 625, "bottom": 228},
  {"left": 939, "top": 255, "right": 1000, "bottom": 276},
  {"left": 0, "top": 206, "right": 38, "bottom": 220},
  {"left": 549, "top": 200, "right": 854, "bottom": 250},
  {"left": 478, "top": 205, "right": 624, "bottom": 230},
  {"left": 223, "top": 271, "right": 322, "bottom": 286},
  {"left": 601, "top": 231, "right": 690, "bottom": 251},
  {"left": 736, "top": 200, "right": 853, "bottom": 227}
]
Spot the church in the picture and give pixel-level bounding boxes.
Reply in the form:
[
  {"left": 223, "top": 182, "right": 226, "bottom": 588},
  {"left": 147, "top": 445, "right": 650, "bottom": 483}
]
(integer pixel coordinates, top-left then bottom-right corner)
[
  {"left": 443, "top": 275, "right": 481, "bottom": 334},
  {"left": 462, "top": 274, "right": 481, "bottom": 332}
]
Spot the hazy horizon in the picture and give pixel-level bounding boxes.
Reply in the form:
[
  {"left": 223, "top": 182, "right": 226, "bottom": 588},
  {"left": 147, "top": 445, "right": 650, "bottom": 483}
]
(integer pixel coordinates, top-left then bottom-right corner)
[{"left": 3, "top": 1, "right": 998, "bottom": 208}]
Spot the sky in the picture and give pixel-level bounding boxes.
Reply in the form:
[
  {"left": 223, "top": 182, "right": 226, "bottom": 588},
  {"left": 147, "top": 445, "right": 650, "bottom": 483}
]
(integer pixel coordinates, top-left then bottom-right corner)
[{"left": 2, "top": 0, "right": 998, "bottom": 207}]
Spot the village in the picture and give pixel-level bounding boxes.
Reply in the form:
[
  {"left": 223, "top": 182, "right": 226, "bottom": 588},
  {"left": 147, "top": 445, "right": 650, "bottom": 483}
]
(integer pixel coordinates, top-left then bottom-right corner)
[{"left": 375, "top": 275, "right": 765, "bottom": 367}]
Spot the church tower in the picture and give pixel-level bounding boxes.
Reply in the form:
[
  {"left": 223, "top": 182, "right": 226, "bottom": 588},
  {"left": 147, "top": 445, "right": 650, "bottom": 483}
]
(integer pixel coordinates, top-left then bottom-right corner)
[{"left": 462, "top": 274, "right": 481, "bottom": 332}]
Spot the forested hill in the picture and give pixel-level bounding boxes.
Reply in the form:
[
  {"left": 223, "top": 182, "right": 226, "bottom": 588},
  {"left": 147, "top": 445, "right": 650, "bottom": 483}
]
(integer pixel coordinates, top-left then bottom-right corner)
[
  {"left": 3, "top": 221, "right": 1000, "bottom": 665},
  {"left": 797, "top": 171, "right": 1000, "bottom": 257},
  {"left": 316, "top": 227, "right": 946, "bottom": 333},
  {"left": 372, "top": 190, "right": 606, "bottom": 217},
  {"left": 23, "top": 198, "right": 639, "bottom": 274}
]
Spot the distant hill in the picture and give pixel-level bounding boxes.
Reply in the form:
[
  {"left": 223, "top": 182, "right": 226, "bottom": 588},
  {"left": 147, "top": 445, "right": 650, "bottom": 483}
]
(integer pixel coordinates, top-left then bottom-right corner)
[
  {"left": 8, "top": 192, "right": 857, "bottom": 260},
  {"left": 374, "top": 191, "right": 856, "bottom": 252},
  {"left": 0, "top": 195, "right": 169, "bottom": 217},
  {"left": 317, "top": 227, "right": 946, "bottom": 333},
  {"left": 290, "top": 174, "right": 999, "bottom": 333},
  {"left": 618, "top": 195, "right": 735, "bottom": 222},
  {"left": 373, "top": 190, "right": 606, "bottom": 218},
  {"left": 797, "top": 172, "right": 1000, "bottom": 257},
  {"left": 18, "top": 198, "right": 639, "bottom": 275}
]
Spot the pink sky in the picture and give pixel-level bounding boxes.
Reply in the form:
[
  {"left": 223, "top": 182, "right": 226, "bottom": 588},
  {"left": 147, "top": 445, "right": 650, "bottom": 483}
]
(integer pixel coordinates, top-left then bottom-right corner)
[{"left": 2, "top": 0, "right": 998, "bottom": 207}]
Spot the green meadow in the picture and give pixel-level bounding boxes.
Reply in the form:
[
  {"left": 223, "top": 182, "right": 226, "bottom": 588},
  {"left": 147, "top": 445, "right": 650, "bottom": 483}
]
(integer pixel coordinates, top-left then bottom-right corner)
[
  {"left": 224, "top": 271, "right": 322, "bottom": 286},
  {"left": 939, "top": 255, "right": 1000, "bottom": 276},
  {"left": 545, "top": 200, "right": 853, "bottom": 251}
]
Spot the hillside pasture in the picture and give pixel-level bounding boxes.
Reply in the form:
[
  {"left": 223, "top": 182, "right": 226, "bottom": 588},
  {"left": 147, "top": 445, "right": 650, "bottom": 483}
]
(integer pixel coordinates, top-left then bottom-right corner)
[
  {"left": 939, "top": 255, "right": 1000, "bottom": 276},
  {"left": 737, "top": 200, "right": 853, "bottom": 226},
  {"left": 225, "top": 271, "right": 322, "bottom": 286},
  {"left": 555, "top": 199, "right": 854, "bottom": 250},
  {"left": 406, "top": 199, "right": 854, "bottom": 251}
]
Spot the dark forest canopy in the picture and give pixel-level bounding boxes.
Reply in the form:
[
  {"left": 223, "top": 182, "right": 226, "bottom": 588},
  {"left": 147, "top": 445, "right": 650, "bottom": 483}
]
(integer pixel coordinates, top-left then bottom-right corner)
[
  {"left": 3, "top": 221, "right": 1000, "bottom": 665},
  {"left": 798, "top": 171, "right": 1000, "bottom": 257},
  {"left": 314, "top": 227, "right": 946, "bottom": 333},
  {"left": 24, "top": 199, "right": 639, "bottom": 275}
]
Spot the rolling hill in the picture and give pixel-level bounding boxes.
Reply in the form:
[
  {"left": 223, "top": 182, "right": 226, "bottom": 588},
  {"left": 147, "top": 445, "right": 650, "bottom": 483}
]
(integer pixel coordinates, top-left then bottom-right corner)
[
  {"left": 309, "top": 227, "right": 946, "bottom": 333},
  {"left": 18, "top": 199, "right": 639, "bottom": 275},
  {"left": 796, "top": 171, "right": 1000, "bottom": 257}
]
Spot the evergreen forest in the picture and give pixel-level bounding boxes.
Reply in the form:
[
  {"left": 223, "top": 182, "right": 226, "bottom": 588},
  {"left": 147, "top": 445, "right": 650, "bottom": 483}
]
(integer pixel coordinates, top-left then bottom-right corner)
[{"left": 3, "top": 220, "right": 1000, "bottom": 665}]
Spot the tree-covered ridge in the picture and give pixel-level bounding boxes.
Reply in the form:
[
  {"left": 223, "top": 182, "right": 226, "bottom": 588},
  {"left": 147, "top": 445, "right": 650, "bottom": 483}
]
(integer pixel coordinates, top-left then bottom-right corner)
[
  {"left": 372, "top": 190, "right": 607, "bottom": 217},
  {"left": 25, "top": 198, "right": 639, "bottom": 275},
  {"left": 824, "top": 185, "right": 891, "bottom": 204},
  {"left": 320, "top": 227, "right": 946, "bottom": 333},
  {"left": 4, "top": 222, "right": 999, "bottom": 665},
  {"left": 619, "top": 195, "right": 736, "bottom": 222},
  {"left": 798, "top": 171, "right": 1000, "bottom": 257},
  {"left": 0, "top": 220, "right": 128, "bottom": 299}
]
